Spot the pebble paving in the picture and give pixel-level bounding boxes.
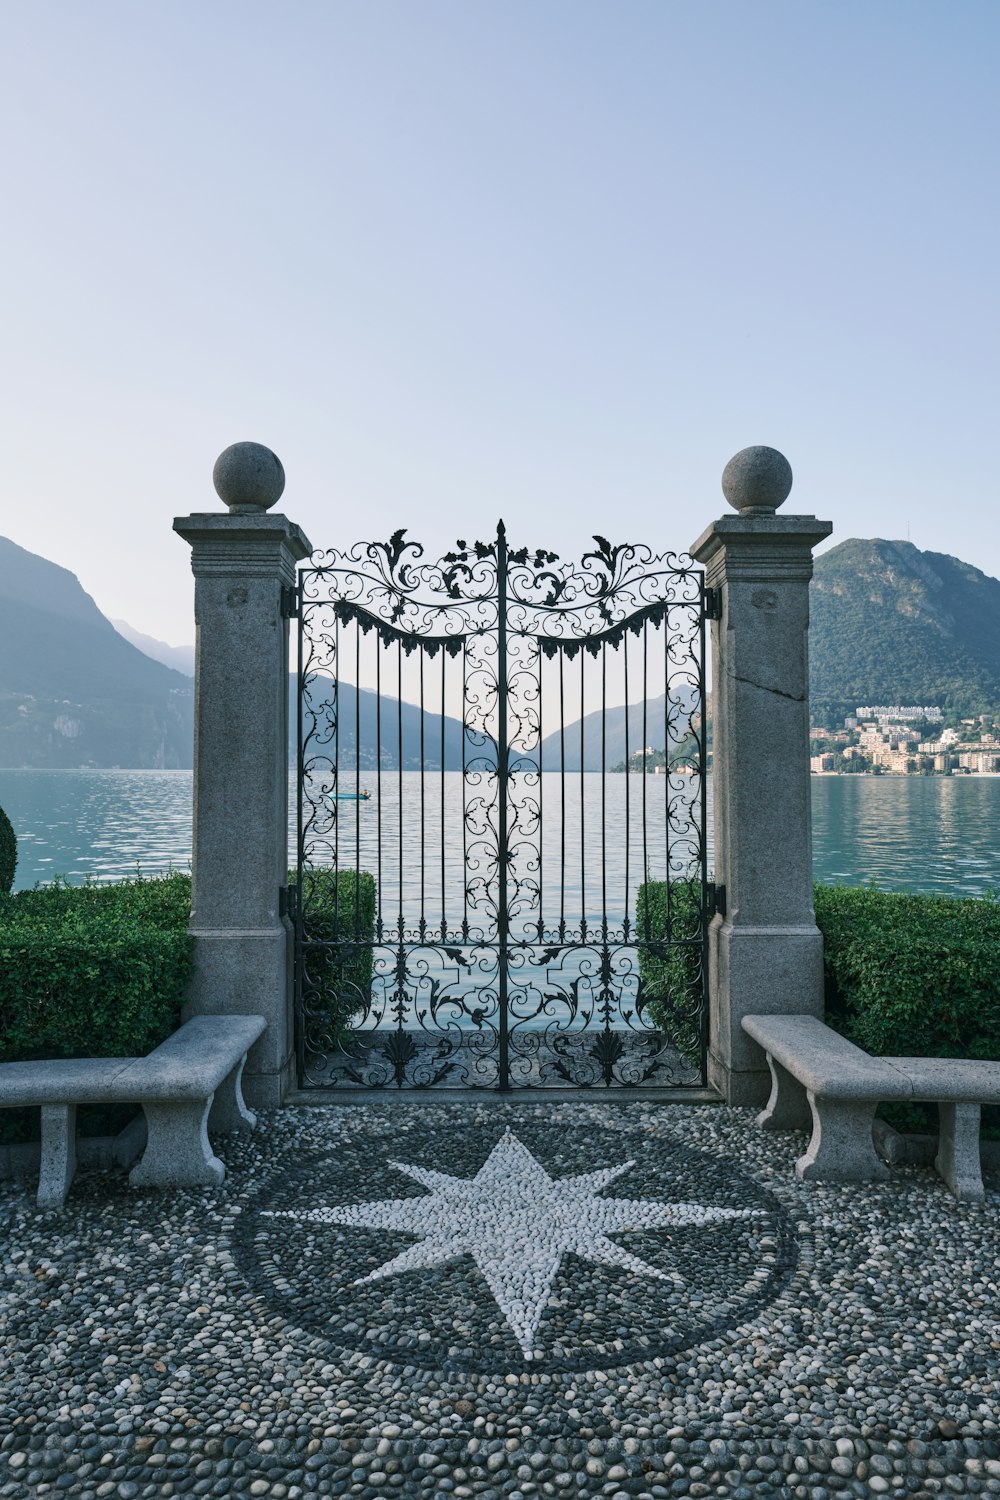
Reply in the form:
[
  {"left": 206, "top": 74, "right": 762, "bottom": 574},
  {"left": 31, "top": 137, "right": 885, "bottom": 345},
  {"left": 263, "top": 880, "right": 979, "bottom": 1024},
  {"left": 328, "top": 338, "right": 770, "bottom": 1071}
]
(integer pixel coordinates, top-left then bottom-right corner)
[{"left": 2, "top": 1100, "right": 999, "bottom": 1499}]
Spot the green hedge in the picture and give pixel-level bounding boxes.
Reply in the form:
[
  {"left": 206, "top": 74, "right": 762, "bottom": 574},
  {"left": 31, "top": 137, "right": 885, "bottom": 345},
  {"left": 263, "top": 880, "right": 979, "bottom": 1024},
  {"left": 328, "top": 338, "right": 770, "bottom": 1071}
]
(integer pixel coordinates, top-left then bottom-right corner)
[
  {"left": 0, "top": 803, "right": 16, "bottom": 896},
  {"left": 293, "top": 867, "right": 376, "bottom": 1046},
  {"left": 635, "top": 879, "right": 705, "bottom": 1067},
  {"left": 0, "top": 872, "right": 194, "bottom": 1144},
  {"left": 0, "top": 872, "right": 193, "bottom": 1064},
  {"left": 814, "top": 883, "right": 1000, "bottom": 1137},
  {"left": 814, "top": 884, "right": 1000, "bottom": 1060}
]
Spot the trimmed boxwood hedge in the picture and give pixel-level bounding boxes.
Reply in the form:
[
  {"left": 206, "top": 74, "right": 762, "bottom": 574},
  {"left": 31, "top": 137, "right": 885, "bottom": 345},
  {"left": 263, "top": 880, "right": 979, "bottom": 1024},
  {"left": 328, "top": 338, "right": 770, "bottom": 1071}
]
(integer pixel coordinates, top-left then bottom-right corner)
[
  {"left": 814, "top": 883, "right": 1000, "bottom": 1137},
  {"left": 634, "top": 878, "right": 705, "bottom": 1067},
  {"left": 293, "top": 867, "right": 377, "bottom": 1045},
  {"left": 637, "top": 879, "right": 1000, "bottom": 1134},
  {"left": 0, "top": 872, "right": 194, "bottom": 1064},
  {"left": 0, "top": 867, "right": 376, "bottom": 1142},
  {"left": 813, "top": 884, "right": 1000, "bottom": 1061},
  {"left": 0, "top": 803, "right": 16, "bottom": 896},
  {"left": 0, "top": 872, "right": 194, "bottom": 1145}
]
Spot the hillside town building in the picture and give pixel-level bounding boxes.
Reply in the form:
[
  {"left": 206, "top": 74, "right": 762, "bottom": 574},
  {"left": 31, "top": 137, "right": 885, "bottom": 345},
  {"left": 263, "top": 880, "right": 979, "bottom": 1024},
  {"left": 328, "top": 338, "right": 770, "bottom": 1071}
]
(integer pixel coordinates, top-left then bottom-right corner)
[{"left": 809, "top": 709, "right": 1000, "bottom": 775}]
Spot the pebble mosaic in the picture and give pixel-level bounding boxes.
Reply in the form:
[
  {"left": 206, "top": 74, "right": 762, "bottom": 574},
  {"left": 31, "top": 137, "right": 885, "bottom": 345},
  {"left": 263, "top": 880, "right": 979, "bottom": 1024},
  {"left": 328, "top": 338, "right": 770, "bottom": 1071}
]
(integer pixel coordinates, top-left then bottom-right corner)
[{"left": 2, "top": 1101, "right": 999, "bottom": 1499}]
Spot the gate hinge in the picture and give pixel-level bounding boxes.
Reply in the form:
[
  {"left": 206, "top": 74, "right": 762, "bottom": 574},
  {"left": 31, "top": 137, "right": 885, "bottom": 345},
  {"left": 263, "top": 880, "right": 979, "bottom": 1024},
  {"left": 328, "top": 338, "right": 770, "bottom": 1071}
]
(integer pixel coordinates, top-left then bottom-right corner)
[
  {"left": 703, "top": 587, "right": 722, "bottom": 622},
  {"left": 279, "top": 884, "right": 297, "bottom": 921},
  {"left": 281, "top": 583, "right": 299, "bottom": 620},
  {"left": 706, "top": 882, "right": 726, "bottom": 919}
]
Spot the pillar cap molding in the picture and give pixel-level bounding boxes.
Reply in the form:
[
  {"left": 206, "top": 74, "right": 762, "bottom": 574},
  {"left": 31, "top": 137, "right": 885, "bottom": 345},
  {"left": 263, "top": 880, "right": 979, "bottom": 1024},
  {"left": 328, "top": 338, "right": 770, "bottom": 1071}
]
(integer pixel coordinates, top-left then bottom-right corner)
[
  {"left": 174, "top": 512, "right": 313, "bottom": 580},
  {"left": 690, "top": 513, "right": 833, "bottom": 566}
]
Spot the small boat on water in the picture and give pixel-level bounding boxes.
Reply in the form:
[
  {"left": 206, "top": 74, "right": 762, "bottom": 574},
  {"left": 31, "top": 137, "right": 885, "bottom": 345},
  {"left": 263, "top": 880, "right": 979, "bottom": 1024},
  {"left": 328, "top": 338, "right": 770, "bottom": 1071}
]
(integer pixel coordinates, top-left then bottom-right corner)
[{"left": 330, "top": 789, "right": 372, "bottom": 801}]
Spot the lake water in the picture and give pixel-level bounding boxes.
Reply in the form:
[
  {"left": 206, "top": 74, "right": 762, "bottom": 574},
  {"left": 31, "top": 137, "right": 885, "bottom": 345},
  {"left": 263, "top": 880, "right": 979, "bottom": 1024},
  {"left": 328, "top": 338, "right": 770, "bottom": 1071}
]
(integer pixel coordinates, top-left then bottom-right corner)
[{"left": 1, "top": 768, "right": 999, "bottom": 901}]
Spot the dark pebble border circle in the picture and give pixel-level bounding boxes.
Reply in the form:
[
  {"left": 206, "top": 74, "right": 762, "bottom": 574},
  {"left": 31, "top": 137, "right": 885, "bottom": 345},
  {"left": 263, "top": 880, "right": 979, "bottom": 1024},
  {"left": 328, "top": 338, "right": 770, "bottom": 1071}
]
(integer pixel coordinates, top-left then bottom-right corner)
[{"left": 232, "top": 1117, "right": 798, "bottom": 1374}]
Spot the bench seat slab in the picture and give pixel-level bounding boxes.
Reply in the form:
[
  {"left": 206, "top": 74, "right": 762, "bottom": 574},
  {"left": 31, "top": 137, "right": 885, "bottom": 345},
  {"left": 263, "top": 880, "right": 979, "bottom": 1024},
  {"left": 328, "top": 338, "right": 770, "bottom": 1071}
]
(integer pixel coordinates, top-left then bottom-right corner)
[
  {"left": 882, "top": 1056, "right": 1000, "bottom": 1104},
  {"left": 742, "top": 1015, "right": 910, "bottom": 1100},
  {"left": 129, "top": 1099, "right": 225, "bottom": 1189},
  {"left": 796, "top": 1091, "right": 890, "bottom": 1183}
]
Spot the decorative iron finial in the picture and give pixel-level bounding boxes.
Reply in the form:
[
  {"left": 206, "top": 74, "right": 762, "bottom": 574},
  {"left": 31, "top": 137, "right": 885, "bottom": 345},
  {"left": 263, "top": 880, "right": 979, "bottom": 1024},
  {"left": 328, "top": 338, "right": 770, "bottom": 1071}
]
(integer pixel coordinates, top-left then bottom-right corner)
[
  {"left": 721, "top": 446, "right": 792, "bottom": 516},
  {"left": 213, "top": 442, "right": 286, "bottom": 514}
]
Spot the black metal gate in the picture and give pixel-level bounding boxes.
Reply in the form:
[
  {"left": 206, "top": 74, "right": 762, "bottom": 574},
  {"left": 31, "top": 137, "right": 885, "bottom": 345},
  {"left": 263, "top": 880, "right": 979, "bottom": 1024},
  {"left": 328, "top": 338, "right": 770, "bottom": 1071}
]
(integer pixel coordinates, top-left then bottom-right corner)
[{"left": 291, "top": 525, "right": 711, "bottom": 1090}]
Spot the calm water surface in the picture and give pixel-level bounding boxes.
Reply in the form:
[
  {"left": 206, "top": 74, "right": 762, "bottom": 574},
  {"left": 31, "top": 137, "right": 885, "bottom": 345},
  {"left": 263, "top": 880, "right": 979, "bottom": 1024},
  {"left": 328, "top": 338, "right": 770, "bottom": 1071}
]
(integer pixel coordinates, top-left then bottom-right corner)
[{"left": 1, "top": 768, "right": 999, "bottom": 900}]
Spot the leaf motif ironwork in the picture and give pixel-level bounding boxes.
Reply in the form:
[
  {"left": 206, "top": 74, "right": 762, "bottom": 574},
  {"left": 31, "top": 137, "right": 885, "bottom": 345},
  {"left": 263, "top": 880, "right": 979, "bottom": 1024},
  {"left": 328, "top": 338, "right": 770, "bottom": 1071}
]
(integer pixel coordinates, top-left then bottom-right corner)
[{"left": 295, "top": 523, "right": 707, "bottom": 1090}]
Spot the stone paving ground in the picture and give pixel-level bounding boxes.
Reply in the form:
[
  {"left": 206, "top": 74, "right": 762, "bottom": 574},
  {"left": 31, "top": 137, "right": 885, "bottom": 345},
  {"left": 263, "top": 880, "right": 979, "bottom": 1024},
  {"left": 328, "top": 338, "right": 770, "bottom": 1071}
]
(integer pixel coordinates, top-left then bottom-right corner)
[{"left": 2, "top": 1100, "right": 999, "bottom": 1499}]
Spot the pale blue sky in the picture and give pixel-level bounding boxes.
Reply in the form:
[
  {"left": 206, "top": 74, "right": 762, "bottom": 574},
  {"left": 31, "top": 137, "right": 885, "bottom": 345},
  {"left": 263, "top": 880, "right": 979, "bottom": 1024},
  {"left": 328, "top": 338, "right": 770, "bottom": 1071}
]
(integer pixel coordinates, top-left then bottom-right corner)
[{"left": 2, "top": 1, "right": 997, "bottom": 647}]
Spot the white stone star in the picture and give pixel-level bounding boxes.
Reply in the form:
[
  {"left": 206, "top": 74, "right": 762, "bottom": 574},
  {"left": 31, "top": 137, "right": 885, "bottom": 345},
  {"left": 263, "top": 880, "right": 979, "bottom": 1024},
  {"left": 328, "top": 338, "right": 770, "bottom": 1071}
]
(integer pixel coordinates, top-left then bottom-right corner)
[{"left": 262, "top": 1130, "right": 761, "bottom": 1359}]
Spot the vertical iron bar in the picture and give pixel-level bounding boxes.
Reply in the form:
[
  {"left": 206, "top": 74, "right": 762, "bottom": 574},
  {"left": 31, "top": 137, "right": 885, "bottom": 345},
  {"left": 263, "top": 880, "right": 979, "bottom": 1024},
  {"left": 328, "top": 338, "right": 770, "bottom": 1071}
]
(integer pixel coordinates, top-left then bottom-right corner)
[
  {"left": 664, "top": 606, "right": 670, "bottom": 943},
  {"left": 497, "top": 520, "right": 510, "bottom": 1091},
  {"left": 641, "top": 620, "right": 649, "bottom": 942},
  {"left": 419, "top": 650, "right": 426, "bottom": 941},
  {"left": 537, "top": 650, "right": 544, "bottom": 942},
  {"left": 355, "top": 623, "right": 361, "bottom": 944},
  {"left": 333, "top": 614, "right": 340, "bottom": 950},
  {"left": 295, "top": 590, "right": 305, "bottom": 1084},
  {"left": 398, "top": 639, "right": 403, "bottom": 931},
  {"left": 698, "top": 580, "right": 710, "bottom": 1085},
  {"left": 395, "top": 637, "right": 405, "bottom": 1083},
  {"left": 376, "top": 637, "right": 383, "bottom": 942},
  {"left": 580, "top": 650, "right": 586, "bottom": 940},
  {"left": 440, "top": 649, "right": 446, "bottom": 941},
  {"left": 559, "top": 649, "right": 566, "bottom": 942},
  {"left": 462, "top": 639, "right": 469, "bottom": 940},
  {"left": 601, "top": 644, "right": 607, "bottom": 934},
  {"left": 623, "top": 628, "right": 630, "bottom": 938}
]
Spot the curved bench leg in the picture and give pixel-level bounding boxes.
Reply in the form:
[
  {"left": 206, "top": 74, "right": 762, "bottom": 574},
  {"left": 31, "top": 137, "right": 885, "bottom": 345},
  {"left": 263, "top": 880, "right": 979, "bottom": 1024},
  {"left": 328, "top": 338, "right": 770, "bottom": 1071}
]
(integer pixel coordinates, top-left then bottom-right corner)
[
  {"left": 130, "top": 1099, "right": 225, "bottom": 1188},
  {"left": 936, "top": 1102, "right": 984, "bottom": 1202},
  {"left": 208, "top": 1053, "right": 257, "bottom": 1134},
  {"left": 38, "top": 1103, "right": 77, "bottom": 1208},
  {"left": 756, "top": 1054, "right": 812, "bottom": 1132},
  {"left": 795, "top": 1090, "right": 889, "bottom": 1182}
]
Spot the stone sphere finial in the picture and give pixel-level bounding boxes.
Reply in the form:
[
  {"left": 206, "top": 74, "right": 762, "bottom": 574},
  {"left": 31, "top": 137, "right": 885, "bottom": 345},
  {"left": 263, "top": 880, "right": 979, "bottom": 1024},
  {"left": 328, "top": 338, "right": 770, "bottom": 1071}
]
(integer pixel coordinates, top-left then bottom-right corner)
[
  {"left": 721, "top": 446, "right": 793, "bottom": 515},
  {"left": 213, "top": 442, "right": 285, "bottom": 513}
]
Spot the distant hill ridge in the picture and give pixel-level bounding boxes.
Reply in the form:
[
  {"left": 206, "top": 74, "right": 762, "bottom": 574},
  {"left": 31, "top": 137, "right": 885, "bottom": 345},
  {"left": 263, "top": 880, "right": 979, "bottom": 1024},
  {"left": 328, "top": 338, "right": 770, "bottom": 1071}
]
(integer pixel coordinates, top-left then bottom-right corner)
[
  {"left": 810, "top": 538, "right": 1000, "bottom": 723},
  {"left": 4, "top": 530, "right": 998, "bottom": 767},
  {"left": 0, "top": 535, "right": 194, "bottom": 768}
]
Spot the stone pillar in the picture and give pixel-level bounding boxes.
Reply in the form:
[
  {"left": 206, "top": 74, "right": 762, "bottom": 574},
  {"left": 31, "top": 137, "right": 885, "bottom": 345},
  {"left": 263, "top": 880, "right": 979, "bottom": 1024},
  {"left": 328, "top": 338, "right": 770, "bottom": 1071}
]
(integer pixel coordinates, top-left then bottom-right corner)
[
  {"left": 174, "top": 443, "right": 312, "bottom": 1107},
  {"left": 690, "top": 447, "right": 832, "bottom": 1107}
]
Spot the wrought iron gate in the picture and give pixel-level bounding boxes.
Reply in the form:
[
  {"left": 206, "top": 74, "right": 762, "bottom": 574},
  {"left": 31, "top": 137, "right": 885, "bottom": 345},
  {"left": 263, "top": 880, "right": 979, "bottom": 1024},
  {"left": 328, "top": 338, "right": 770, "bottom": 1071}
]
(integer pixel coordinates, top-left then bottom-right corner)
[{"left": 291, "top": 525, "right": 711, "bottom": 1090}]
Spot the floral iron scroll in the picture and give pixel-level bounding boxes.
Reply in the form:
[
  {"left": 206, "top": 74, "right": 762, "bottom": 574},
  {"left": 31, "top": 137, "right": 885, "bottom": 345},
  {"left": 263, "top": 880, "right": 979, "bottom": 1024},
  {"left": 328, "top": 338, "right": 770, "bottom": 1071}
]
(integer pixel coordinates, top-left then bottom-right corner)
[{"left": 294, "top": 523, "right": 709, "bottom": 1090}]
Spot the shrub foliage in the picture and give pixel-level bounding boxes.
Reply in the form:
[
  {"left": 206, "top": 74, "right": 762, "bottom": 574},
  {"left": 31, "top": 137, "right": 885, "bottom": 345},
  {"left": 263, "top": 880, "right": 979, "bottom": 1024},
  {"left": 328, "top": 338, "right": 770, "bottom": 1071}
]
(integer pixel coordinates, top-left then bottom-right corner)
[
  {"left": 814, "top": 883, "right": 1000, "bottom": 1060},
  {"left": 0, "top": 803, "right": 16, "bottom": 897},
  {"left": 635, "top": 878, "right": 705, "bottom": 1067},
  {"left": 295, "top": 868, "right": 377, "bottom": 1045},
  {"left": 636, "top": 879, "right": 1000, "bottom": 1089},
  {"left": 0, "top": 872, "right": 194, "bottom": 1062}
]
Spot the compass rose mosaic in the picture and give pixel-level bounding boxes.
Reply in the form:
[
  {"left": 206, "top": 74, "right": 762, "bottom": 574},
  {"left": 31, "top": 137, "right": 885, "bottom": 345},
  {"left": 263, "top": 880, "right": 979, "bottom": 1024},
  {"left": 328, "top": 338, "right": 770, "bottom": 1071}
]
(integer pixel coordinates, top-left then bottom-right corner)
[{"left": 235, "top": 1121, "right": 797, "bottom": 1374}]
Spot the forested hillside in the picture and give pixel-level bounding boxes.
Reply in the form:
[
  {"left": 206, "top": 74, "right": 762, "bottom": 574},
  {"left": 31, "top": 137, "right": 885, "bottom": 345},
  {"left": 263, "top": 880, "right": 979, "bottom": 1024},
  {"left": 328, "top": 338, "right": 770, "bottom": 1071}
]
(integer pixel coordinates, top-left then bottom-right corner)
[{"left": 810, "top": 539, "right": 1000, "bottom": 724}]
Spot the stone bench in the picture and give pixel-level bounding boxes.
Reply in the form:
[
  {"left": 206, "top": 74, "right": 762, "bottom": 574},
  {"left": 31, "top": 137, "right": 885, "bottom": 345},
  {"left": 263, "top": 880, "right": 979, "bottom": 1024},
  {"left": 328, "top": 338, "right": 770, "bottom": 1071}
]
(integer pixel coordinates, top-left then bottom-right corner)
[
  {"left": 742, "top": 1013, "right": 1000, "bottom": 1201},
  {"left": 0, "top": 1014, "right": 267, "bottom": 1208}
]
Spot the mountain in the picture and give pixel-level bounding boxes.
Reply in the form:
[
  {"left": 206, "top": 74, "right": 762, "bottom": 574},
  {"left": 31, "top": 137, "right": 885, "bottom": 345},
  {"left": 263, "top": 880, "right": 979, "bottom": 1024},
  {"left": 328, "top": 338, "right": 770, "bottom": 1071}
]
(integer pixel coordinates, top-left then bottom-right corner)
[
  {"left": 536, "top": 690, "right": 700, "bottom": 771},
  {"left": 298, "top": 677, "right": 475, "bottom": 771},
  {"left": 810, "top": 539, "right": 1000, "bottom": 724},
  {"left": 0, "top": 536, "right": 194, "bottom": 768},
  {"left": 298, "top": 680, "right": 701, "bottom": 773},
  {"left": 111, "top": 620, "right": 195, "bottom": 678}
]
